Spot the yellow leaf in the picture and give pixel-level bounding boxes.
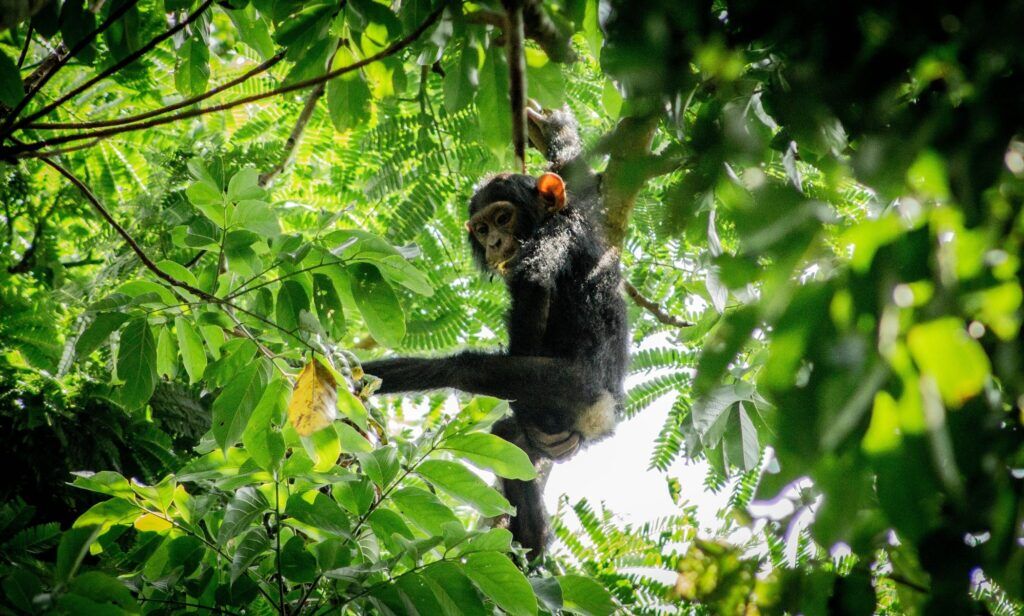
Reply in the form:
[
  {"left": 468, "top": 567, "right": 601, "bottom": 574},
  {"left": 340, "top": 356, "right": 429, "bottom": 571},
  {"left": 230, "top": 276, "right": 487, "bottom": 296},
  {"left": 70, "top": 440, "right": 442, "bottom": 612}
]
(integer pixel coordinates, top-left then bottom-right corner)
[
  {"left": 134, "top": 513, "right": 173, "bottom": 532},
  {"left": 288, "top": 359, "right": 339, "bottom": 437}
]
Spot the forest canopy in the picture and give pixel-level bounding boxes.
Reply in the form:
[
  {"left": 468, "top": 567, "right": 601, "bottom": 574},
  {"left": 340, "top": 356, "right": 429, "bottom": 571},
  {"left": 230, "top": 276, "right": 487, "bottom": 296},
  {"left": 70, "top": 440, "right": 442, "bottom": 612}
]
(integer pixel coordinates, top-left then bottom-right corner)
[{"left": 1, "top": 0, "right": 1023, "bottom": 614}]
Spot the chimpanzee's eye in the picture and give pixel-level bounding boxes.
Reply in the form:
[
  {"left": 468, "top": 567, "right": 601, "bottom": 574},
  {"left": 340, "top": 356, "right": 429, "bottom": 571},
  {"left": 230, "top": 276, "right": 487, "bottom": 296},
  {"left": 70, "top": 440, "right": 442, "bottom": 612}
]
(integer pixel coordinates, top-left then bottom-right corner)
[
  {"left": 495, "top": 211, "right": 511, "bottom": 226},
  {"left": 476, "top": 224, "right": 489, "bottom": 235}
]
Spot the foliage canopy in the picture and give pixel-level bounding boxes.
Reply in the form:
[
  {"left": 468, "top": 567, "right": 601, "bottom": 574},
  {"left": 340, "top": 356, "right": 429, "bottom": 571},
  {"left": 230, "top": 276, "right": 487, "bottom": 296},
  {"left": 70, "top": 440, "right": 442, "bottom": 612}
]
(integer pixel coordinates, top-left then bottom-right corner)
[{"left": 1, "top": 0, "right": 1023, "bottom": 614}]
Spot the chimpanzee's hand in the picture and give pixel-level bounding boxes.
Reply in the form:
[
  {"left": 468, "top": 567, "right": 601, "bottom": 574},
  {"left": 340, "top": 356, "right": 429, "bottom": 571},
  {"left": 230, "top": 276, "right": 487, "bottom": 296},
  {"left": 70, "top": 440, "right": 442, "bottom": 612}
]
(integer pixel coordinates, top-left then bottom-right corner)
[{"left": 526, "top": 102, "right": 582, "bottom": 168}]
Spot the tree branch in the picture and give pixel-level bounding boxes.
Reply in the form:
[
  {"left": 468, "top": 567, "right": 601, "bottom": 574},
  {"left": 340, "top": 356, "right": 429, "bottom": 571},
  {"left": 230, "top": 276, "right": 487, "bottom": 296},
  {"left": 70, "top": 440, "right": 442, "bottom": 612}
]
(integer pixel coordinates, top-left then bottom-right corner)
[
  {"left": 599, "top": 113, "right": 661, "bottom": 249},
  {"left": 623, "top": 280, "right": 693, "bottom": 327},
  {"left": 40, "top": 157, "right": 215, "bottom": 299},
  {"left": 14, "top": 0, "right": 216, "bottom": 130},
  {"left": 4, "top": 3, "right": 446, "bottom": 157},
  {"left": 0, "top": 0, "right": 142, "bottom": 136},
  {"left": 41, "top": 156, "right": 324, "bottom": 355},
  {"left": 502, "top": 0, "right": 528, "bottom": 173},
  {"left": 16, "top": 24, "right": 33, "bottom": 70},
  {"left": 466, "top": 1, "right": 576, "bottom": 63},
  {"left": 258, "top": 82, "right": 325, "bottom": 187},
  {"left": 28, "top": 51, "right": 286, "bottom": 131}
]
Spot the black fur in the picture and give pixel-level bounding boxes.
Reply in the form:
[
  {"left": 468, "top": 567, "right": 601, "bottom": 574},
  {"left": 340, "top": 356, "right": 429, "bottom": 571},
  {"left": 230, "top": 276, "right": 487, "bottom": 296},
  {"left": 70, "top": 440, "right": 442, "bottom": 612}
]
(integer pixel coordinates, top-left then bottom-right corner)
[{"left": 362, "top": 110, "right": 629, "bottom": 559}]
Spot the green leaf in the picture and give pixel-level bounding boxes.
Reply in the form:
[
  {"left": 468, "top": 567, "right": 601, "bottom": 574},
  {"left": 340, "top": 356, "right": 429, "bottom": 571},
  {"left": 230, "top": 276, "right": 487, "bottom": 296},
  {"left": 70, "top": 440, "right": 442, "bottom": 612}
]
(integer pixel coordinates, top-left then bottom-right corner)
[
  {"left": 313, "top": 273, "right": 345, "bottom": 338},
  {"left": 463, "top": 551, "right": 538, "bottom": 616},
  {"left": 56, "top": 526, "right": 103, "bottom": 584},
  {"left": 115, "top": 279, "right": 178, "bottom": 306},
  {"left": 71, "top": 471, "right": 133, "bottom": 499},
  {"left": 557, "top": 575, "right": 617, "bottom": 616},
  {"left": 477, "top": 44, "right": 511, "bottom": 156},
  {"left": 175, "top": 316, "right": 207, "bottom": 384},
  {"left": 228, "top": 6, "right": 276, "bottom": 59},
  {"left": 0, "top": 50, "right": 24, "bottom": 107},
  {"left": 218, "top": 486, "right": 269, "bottom": 543},
  {"left": 156, "top": 259, "right": 200, "bottom": 288},
  {"left": 390, "top": 487, "right": 460, "bottom": 536},
  {"left": 333, "top": 477, "right": 375, "bottom": 515},
  {"left": 183, "top": 217, "right": 222, "bottom": 248},
  {"left": 442, "top": 433, "right": 537, "bottom": 480},
  {"left": 281, "top": 535, "right": 317, "bottom": 583},
  {"left": 444, "top": 44, "right": 479, "bottom": 114},
  {"left": 286, "top": 492, "right": 351, "bottom": 536},
  {"left": 2, "top": 569, "right": 40, "bottom": 613},
  {"left": 68, "top": 571, "right": 134, "bottom": 609},
  {"left": 417, "top": 459, "right": 513, "bottom": 516},
  {"left": 186, "top": 181, "right": 226, "bottom": 226},
  {"left": 76, "top": 312, "right": 129, "bottom": 358},
  {"left": 423, "top": 562, "right": 489, "bottom": 616},
  {"left": 175, "top": 34, "right": 210, "bottom": 97},
  {"left": 59, "top": 0, "right": 97, "bottom": 63},
  {"left": 367, "top": 508, "right": 415, "bottom": 547},
  {"left": 116, "top": 318, "right": 157, "bottom": 410},
  {"left": 231, "top": 527, "right": 270, "bottom": 583},
  {"left": 228, "top": 167, "right": 266, "bottom": 201},
  {"left": 355, "top": 446, "right": 400, "bottom": 488},
  {"left": 337, "top": 422, "right": 373, "bottom": 453},
  {"left": 156, "top": 325, "right": 178, "bottom": 379},
  {"left": 73, "top": 499, "right": 137, "bottom": 533},
  {"left": 212, "top": 361, "right": 268, "bottom": 451},
  {"left": 327, "top": 47, "right": 372, "bottom": 131},
  {"left": 276, "top": 279, "right": 311, "bottom": 333},
  {"left": 242, "top": 378, "right": 289, "bottom": 472},
  {"left": 350, "top": 263, "right": 405, "bottom": 347},
  {"left": 907, "top": 318, "right": 991, "bottom": 407},
  {"left": 458, "top": 528, "right": 513, "bottom": 555},
  {"left": 525, "top": 48, "right": 564, "bottom": 108},
  {"left": 232, "top": 200, "right": 280, "bottom": 236},
  {"left": 338, "top": 385, "right": 369, "bottom": 430}
]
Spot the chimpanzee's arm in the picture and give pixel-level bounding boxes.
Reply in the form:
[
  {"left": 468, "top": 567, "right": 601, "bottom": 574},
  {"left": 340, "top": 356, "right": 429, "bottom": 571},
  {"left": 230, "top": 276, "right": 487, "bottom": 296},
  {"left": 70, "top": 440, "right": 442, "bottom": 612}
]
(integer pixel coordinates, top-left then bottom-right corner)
[
  {"left": 362, "top": 353, "right": 596, "bottom": 418},
  {"left": 527, "top": 104, "right": 597, "bottom": 196}
]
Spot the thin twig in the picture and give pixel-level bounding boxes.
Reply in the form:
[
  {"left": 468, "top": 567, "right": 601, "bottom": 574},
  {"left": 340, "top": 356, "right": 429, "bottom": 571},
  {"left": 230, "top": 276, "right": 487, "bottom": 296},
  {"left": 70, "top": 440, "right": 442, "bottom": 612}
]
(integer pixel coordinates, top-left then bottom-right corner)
[
  {"left": 21, "top": 138, "right": 102, "bottom": 158},
  {"left": 15, "top": 0, "right": 217, "bottom": 129},
  {"left": 274, "top": 474, "right": 286, "bottom": 614},
  {"left": 0, "top": 0, "right": 142, "bottom": 135},
  {"left": 28, "top": 51, "right": 286, "bottom": 131},
  {"left": 623, "top": 280, "right": 693, "bottom": 327},
  {"left": 137, "top": 597, "right": 240, "bottom": 615},
  {"left": 225, "top": 257, "right": 344, "bottom": 301},
  {"left": 40, "top": 156, "right": 322, "bottom": 355},
  {"left": 6, "top": 3, "right": 446, "bottom": 156},
  {"left": 41, "top": 157, "right": 215, "bottom": 299},
  {"left": 16, "top": 24, "right": 33, "bottom": 70},
  {"left": 259, "top": 82, "right": 326, "bottom": 186},
  {"left": 134, "top": 505, "right": 278, "bottom": 606}
]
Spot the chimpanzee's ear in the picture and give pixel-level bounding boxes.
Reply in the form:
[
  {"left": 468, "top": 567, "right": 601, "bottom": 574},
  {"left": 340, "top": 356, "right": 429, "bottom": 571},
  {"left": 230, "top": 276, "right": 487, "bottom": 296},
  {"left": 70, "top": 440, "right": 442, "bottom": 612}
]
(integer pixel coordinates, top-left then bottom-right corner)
[{"left": 537, "top": 173, "right": 566, "bottom": 212}]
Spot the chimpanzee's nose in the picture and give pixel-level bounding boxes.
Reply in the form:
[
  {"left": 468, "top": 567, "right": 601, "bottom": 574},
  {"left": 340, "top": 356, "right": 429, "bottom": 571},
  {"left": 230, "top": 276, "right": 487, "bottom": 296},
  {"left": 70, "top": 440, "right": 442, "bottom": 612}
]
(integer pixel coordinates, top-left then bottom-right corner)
[{"left": 488, "top": 236, "right": 503, "bottom": 250}]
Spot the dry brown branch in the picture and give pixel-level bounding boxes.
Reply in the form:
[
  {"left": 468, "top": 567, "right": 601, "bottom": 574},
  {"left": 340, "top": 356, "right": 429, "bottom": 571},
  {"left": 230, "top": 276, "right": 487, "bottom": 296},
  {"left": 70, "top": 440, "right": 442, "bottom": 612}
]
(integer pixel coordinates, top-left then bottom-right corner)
[{"left": 623, "top": 280, "right": 693, "bottom": 327}]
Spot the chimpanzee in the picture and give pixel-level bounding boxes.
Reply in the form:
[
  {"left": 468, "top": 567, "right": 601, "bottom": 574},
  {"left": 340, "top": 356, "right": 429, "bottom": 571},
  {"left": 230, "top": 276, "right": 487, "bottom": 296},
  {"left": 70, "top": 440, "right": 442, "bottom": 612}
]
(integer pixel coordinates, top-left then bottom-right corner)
[{"left": 362, "top": 107, "right": 629, "bottom": 559}]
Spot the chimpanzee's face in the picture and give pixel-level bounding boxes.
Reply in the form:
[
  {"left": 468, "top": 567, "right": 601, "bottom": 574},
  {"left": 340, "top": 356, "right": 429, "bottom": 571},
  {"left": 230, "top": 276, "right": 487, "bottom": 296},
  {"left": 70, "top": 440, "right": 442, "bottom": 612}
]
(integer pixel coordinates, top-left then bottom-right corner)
[
  {"left": 466, "top": 172, "right": 564, "bottom": 275},
  {"left": 468, "top": 200, "right": 520, "bottom": 270}
]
